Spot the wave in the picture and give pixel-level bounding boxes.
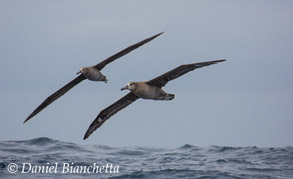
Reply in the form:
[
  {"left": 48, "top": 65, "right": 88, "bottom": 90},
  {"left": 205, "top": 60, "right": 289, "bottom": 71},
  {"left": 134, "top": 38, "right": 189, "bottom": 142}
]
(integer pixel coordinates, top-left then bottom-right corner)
[{"left": 1, "top": 137, "right": 292, "bottom": 179}]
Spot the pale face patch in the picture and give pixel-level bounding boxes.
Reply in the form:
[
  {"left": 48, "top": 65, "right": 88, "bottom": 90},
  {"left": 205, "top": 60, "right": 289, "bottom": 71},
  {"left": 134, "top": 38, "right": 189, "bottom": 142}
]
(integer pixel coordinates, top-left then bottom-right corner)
[{"left": 128, "top": 82, "right": 136, "bottom": 90}]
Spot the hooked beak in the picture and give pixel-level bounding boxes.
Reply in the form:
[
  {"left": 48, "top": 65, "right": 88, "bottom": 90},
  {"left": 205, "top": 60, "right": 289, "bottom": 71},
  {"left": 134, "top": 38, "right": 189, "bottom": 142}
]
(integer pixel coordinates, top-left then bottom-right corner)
[
  {"left": 121, "top": 85, "right": 129, "bottom": 91},
  {"left": 104, "top": 78, "right": 108, "bottom": 83},
  {"left": 76, "top": 70, "right": 82, "bottom": 75}
]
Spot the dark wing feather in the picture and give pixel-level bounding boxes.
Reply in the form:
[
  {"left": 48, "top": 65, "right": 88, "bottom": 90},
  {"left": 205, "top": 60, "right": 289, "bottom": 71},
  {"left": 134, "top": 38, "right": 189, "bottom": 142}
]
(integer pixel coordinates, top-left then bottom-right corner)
[
  {"left": 146, "top": 59, "right": 226, "bottom": 88},
  {"left": 24, "top": 74, "right": 86, "bottom": 123},
  {"left": 83, "top": 92, "right": 139, "bottom": 140},
  {"left": 94, "top": 32, "right": 163, "bottom": 70}
]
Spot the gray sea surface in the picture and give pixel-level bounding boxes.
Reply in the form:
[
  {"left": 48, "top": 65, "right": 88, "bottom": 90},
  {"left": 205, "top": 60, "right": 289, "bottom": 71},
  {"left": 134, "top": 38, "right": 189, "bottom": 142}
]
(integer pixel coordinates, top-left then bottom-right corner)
[{"left": 0, "top": 137, "right": 292, "bottom": 179}]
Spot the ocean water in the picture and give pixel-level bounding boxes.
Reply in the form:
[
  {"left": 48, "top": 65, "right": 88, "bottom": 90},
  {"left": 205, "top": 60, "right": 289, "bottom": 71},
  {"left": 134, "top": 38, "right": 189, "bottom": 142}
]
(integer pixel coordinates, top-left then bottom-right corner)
[{"left": 0, "top": 137, "right": 292, "bottom": 179}]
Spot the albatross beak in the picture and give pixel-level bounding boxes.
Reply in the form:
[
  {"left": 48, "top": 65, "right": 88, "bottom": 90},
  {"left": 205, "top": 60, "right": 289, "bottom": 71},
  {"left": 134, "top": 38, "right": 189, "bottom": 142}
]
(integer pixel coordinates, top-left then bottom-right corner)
[
  {"left": 121, "top": 85, "right": 128, "bottom": 91},
  {"left": 76, "top": 70, "right": 82, "bottom": 75}
]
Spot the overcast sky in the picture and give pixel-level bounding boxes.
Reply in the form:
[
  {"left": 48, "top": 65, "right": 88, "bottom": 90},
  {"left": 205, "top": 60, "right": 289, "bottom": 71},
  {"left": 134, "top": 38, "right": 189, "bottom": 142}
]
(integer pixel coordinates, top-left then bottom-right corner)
[{"left": 1, "top": 0, "right": 292, "bottom": 148}]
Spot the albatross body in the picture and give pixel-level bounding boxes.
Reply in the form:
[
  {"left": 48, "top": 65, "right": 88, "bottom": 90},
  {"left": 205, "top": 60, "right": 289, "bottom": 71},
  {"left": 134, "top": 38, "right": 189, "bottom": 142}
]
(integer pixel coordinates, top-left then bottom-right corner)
[
  {"left": 121, "top": 82, "right": 174, "bottom": 100},
  {"left": 84, "top": 59, "right": 226, "bottom": 140},
  {"left": 24, "top": 32, "right": 163, "bottom": 123},
  {"left": 76, "top": 66, "right": 107, "bottom": 82}
]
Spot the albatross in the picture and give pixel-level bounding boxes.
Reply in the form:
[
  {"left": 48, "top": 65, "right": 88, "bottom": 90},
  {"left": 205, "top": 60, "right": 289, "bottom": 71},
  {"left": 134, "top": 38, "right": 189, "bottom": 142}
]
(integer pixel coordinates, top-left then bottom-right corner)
[
  {"left": 83, "top": 59, "right": 226, "bottom": 139},
  {"left": 24, "top": 32, "right": 163, "bottom": 123}
]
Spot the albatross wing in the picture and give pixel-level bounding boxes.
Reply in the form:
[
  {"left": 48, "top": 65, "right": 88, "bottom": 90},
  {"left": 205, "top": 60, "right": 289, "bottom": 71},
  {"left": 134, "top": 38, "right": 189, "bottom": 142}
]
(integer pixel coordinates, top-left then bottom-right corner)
[
  {"left": 146, "top": 59, "right": 226, "bottom": 88},
  {"left": 83, "top": 92, "right": 139, "bottom": 140},
  {"left": 24, "top": 74, "right": 86, "bottom": 123},
  {"left": 94, "top": 32, "right": 164, "bottom": 71}
]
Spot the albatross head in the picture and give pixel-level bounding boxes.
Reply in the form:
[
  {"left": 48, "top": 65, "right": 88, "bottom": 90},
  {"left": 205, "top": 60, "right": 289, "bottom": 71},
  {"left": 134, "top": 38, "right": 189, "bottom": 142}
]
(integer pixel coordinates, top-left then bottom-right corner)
[
  {"left": 121, "top": 82, "right": 136, "bottom": 91},
  {"left": 76, "top": 67, "right": 87, "bottom": 75}
]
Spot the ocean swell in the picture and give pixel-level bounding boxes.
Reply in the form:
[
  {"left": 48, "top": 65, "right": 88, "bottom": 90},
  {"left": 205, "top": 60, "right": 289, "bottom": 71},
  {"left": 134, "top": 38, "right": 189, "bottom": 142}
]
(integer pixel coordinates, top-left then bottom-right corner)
[{"left": 0, "top": 137, "right": 292, "bottom": 179}]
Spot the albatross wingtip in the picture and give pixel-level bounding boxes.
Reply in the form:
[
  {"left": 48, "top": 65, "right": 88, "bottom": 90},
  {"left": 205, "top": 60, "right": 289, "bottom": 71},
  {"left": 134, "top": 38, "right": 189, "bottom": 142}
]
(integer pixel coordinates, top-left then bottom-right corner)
[
  {"left": 83, "top": 129, "right": 93, "bottom": 140},
  {"left": 83, "top": 134, "right": 89, "bottom": 140},
  {"left": 23, "top": 116, "right": 31, "bottom": 124},
  {"left": 207, "top": 59, "right": 226, "bottom": 65},
  {"left": 158, "top": 31, "right": 164, "bottom": 35},
  {"left": 151, "top": 31, "right": 164, "bottom": 39},
  {"left": 83, "top": 126, "right": 94, "bottom": 140},
  {"left": 215, "top": 59, "right": 226, "bottom": 63}
]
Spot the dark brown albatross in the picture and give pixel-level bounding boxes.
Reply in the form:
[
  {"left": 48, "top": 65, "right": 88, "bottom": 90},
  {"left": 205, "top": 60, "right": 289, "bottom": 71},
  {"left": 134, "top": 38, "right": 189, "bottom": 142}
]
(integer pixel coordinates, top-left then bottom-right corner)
[
  {"left": 24, "top": 32, "right": 163, "bottom": 123},
  {"left": 84, "top": 59, "right": 225, "bottom": 140}
]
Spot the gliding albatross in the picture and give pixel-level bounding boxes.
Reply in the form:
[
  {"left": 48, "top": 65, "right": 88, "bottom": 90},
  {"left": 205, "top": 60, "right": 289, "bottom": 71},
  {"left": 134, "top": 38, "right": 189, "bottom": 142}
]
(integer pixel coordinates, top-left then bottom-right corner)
[
  {"left": 83, "top": 59, "right": 225, "bottom": 139},
  {"left": 24, "top": 32, "right": 163, "bottom": 123}
]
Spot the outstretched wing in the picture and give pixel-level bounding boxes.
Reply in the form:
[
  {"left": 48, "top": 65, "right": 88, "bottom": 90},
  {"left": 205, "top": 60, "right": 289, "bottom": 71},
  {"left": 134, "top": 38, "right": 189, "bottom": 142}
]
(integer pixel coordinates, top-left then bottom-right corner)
[
  {"left": 24, "top": 33, "right": 162, "bottom": 123},
  {"left": 94, "top": 32, "right": 163, "bottom": 71},
  {"left": 83, "top": 92, "right": 139, "bottom": 140},
  {"left": 146, "top": 59, "right": 226, "bottom": 88},
  {"left": 24, "top": 74, "right": 86, "bottom": 123}
]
